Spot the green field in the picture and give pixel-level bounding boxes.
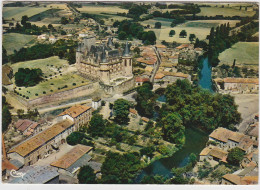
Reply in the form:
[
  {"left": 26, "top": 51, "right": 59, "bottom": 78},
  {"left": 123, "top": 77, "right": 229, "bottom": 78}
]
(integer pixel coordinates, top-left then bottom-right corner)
[
  {"left": 140, "top": 17, "right": 174, "bottom": 28},
  {"left": 3, "top": 7, "right": 50, "bottom": 20},
  {"left": 219, "top": 42, "right": 259, "bottom": 68},
  {"left": 78, "top": 5, "right": 128, "bottom": 14},
  {"left": 15, "top": 74, "right": 90, "bottom": 100},
  {"left": 197, "top": 7, "right": 255, "bottom": 17},
  {"left": 148, "top": 20, "right": 240, "bottom": 43},
  {"left": 3, "top": 33, "right": 37, "bottom": 55},
  {"left": 10, "top": 56, "right": 69, "bottom": 77}
]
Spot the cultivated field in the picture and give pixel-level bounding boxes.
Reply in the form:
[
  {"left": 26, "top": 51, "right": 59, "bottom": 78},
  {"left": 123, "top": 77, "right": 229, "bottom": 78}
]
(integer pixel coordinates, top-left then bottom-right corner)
[
  {"left": 77, "top": 5, "right": 128, "bottom": 15},
  {"left": 45, "top": 3, "right": 68, "bottom": 10},
  {"left": 10, "top": 56, "right": 69, "bottom": 77},
  {"left": 197, "top": 7, "right": 256, "bottom": 17},
  {"left": 218, "top": 42, "right": 259, "bottom": 68},
  {"left": 3, "top": 33, "right": 37, "bottom": 55},
  {"left": 140, "top": 17, "right": 174, "bottom": 28},
  {"left": 15, "top": 74, "right": 90, "bottom": 100},
  {"left": 3, "top": 7, "right": 50, "bottom": 20}
]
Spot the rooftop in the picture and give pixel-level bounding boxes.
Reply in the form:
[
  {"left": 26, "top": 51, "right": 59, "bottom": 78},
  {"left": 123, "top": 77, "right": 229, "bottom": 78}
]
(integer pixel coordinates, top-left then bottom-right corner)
[
  {"left": 58, "top": 105, "right": 92, "bottom": 118},
  {"left": 8, "top": 166, "right": 59, "bottom": 184},
  {"left": 209, "top": 127, "right": 234, "bottom": 143},
  {"left": 8, "top": 120, "right": 74, "bottom": 157},
  {"left": 135, "top": 77, "right": 149, "bottom": 83},
  {"left": 14, "top": 119, "right": 39, "bottom": 132},
  {"left": 51, "top": 144, "right": 93, "bottom": 169},
  {"left": 223, "top": 78, "right": 259, "bottom": 84},
  {"left": 129, "top": 108, "right": 137, "bottom": 115}
]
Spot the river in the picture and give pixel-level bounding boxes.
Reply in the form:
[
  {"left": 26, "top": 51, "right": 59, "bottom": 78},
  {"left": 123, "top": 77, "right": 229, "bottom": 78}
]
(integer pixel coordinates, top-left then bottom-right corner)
[
  {"left": 135, "top": 127, "right": 208, "bottom": 182},
  {"left": 198, "top": 57, "right": 213, "bottom": 92},
  {"left": 135, "top": 57, "right": 213, "bottom": 183}
]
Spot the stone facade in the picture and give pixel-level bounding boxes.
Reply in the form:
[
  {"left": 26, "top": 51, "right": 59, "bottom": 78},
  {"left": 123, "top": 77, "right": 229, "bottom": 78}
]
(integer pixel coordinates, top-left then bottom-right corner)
[{"left": 76, "top": 36, "right": 133, "bottom": 88}]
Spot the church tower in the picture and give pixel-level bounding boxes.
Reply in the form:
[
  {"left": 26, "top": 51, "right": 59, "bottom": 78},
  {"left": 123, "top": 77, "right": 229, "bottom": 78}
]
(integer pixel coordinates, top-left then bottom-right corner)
[
  {"left": 99, "top": 46, "right": 110, "bottom": 84},
  {"left": 122, "top": 41, "right": 133, "bottom": 77}
]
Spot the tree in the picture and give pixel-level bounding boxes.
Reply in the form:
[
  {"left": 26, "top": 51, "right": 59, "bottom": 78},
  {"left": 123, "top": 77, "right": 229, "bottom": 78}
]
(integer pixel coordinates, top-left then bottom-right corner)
[
  {"left": 14, "top": 68, "right": 43, "bottom": 87},
  {"left": 77, "top": 165, "right": 96, "bottom": 184},
  {"left": 67, "top": 48, "right": 76, "bottom": 64},
  {"left": 17, "top": 109, "right": 24, "bottom": 118},
  {"left": 88, "top": 114, "right": 106, "bottom": 137},
  {"left": 2, "top": 105, "right": 11, "bottom": 132},
  {"left": 2, "top": 46, "right": 8, "bottom": 64},
  {"left": 189, "top": 153, "right": 197, "bottom": 166},
  {"left": 61, "top": 17, "right": 69, "bottom": 24},
  {"left": 232, "top": 59, "right": 236, "bottom": 68},
  {"left": 141, "top": 175, "right": 166, "bottom": 184},
  {"left": 155, "top": 22, "right": 162, "bottom": 29},
  {"left": 161, "top": 112, "right": 185, "bottom": 145},
  {"left": 189, "top": 34, "right": 196, "bottom": 43},
  {"left": 21, "top": 15, "right": 29, "bottom": 26},
  {"left": 169, "top": 30, "right": 175, "bottom": 37},
  {"left": 133, "top": 47, "right": 140, "bottom": 54},
  {"left": 118, "top": 31, "right": 127, "bottom": 40},
  {"left": 227, "top": 147, "right": 245, "bottom": 166},
  {"left": 66, "top": 132, "right": 86, "bottom": 145},
  {"left": 113, "top": 99, "right": 130, "bottom": 125},
  {"left": 179, "top": 30, "right": 187, "bottom": 38}
]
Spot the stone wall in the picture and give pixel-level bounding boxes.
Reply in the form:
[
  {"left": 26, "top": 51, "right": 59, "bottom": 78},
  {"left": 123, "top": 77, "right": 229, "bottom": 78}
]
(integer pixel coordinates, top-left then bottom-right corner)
[
  {"left": 13, "top": 83, "right": 99, "bottom": 109},
  {"left": 100, "top": 77, "right": 135, "bottom": 95}
]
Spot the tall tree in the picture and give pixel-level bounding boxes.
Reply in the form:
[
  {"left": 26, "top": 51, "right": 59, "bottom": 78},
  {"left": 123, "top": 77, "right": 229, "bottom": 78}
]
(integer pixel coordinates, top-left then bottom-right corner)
[
  {"left": 227, "top": 147, "right": 245, "bottom": 166},
  {"left": 113, "top": 99, "right": 130, "bottom": 125},
  {"left": 77, "top": 165, "right": 97, "bottom": 184},
  {"left": 88, "top": 114, "right": 106, "bottom": 137}
]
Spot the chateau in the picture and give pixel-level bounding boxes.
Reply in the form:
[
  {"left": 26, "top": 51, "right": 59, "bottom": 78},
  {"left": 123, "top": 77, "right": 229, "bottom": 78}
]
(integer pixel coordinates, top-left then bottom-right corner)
[{"left": 76, "top": 36, "right": 133, "bottom": 85}]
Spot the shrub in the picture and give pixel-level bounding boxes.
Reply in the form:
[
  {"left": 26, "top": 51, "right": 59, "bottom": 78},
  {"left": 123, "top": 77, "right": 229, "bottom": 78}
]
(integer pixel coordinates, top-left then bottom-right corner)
[
  {"left": 51, "top": 83, "right": 54, "bottom": 85},
  {"left": 43, "top": 91, "right": 46, "bottom": 94},
  {"left": 35, "top": 93, "right": 38, "bottom": 96},
  {"left": 73, "top": 83, "right": 76, "bottom": 86},
  {"left": 26, "top": 97, "right": 29, "bottom": 99}
]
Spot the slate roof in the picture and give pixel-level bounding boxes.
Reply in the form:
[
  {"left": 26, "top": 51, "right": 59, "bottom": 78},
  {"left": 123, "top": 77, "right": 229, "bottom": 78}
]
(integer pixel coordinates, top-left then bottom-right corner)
[
  {"left": 67, "top": 153, "right": 92, "bottom": 173},
  {"left": 8, "top": 166, "right": 59, "bottom": 184}
]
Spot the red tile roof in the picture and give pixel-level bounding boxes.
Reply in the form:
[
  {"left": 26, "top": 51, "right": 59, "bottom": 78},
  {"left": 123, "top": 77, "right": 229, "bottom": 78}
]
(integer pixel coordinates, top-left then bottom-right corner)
[
  {"left": 223, "top": 78, "right": 259, "bottom": 84},
  {"left": 59, "top": 105, "right": 92, "bottom": 118},
  {"left": 15, "top": 120, "right": 39, "bottom": 132},
  {"left": 135, "top": 77, "right": 149, "bottom": 83}
]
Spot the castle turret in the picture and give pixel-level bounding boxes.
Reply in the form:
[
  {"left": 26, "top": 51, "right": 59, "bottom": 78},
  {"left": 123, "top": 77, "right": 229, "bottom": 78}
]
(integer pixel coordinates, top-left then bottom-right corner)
[
  {"left": 122, "top": 41, "right": 133, "bottom": 77},
  {"left": 100, "top": 46, "right": 110, "bottom": 84},
  {"left": 76, "top": 43, "right": 83, "bottom": 64}
]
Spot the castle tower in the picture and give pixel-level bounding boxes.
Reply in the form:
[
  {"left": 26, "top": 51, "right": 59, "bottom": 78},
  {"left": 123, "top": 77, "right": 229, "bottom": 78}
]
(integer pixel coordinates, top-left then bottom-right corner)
[
  {"left": 100, "top": 46, "right": 110, "bottom": 84},
  {"left": 122, "top": 41, "right": 133, "bottom": 77}
]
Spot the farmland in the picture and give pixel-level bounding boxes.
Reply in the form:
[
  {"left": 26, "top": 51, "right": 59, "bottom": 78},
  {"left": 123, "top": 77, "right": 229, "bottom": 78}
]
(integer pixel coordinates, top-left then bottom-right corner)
[
  {"left": 77, "top": 5, "right": 128, "bottom": 15},
  {"left": 146, "top": 20, "right": 240, "bottom": 43},
  {"left": 3, "top": 33, "right": 37, "bottom": 55},
  {"left": 3, "top": 7, "right": 50, "bottom": 20},
  {"left": 14, "top": 73, "right": 90, "bottom": 100},
  {"left": 218, "top": 42, "right": 259, "bottom": 68},
  {"left": 197, "top": 7, "right": 256, "bottom": 17}
]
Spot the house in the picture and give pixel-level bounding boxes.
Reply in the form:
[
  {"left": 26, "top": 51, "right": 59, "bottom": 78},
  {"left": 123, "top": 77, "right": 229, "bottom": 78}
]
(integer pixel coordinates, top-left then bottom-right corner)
[
  {"left": 241, "top": 150, "right": 258, "bottom": 168},
  {"left": 141, "top": 117, "right": 149, "bottom": 123},
  {"left": 246, "top": 122, "right": 258, "bottom": 141},
  {"left": 209, "top": 127, "right": 256, "bottom": 153},
  {"left": 199, "top": 146, "right": 228, "bottom": 165},
  {"left": 92, "top": 97, "right": 101, "bottom": 110},
  {"left": 129, "top": 108, "right": 138, "bottom": 117},
  {"left": 51, "top": 144, "right": 93, "bottom": 178},
  {"left": 8, "top": 120, "right": 74, "bottom": 166},
  {"left": 8, "top": 166, "right": 59, "bottom": 184},
  {"left": 57, "top": 104, "right": 92, "bottom": 130},
  {"left": 49, "top": 35, "right": 57, "bottom": 44},
  {"left": 37, "top": 34, "right": 49, "bottom": 40},
  {"left": 222, "top": 174, "right": 258, "bottom": 185},
  {"left": 223, "top": 78, "right": 259, "bottom": 93},
  {"left": 135, "top": 77, "right": 149, "bottom": 86},
  {"left": 14, "top": 119, "right": 41, "bottom": 136}
]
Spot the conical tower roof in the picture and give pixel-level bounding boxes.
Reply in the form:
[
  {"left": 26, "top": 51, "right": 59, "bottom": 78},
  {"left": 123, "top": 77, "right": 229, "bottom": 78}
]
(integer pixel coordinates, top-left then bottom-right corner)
[{"left": 123, "top": 41, "right": 130, "bottom": 56}]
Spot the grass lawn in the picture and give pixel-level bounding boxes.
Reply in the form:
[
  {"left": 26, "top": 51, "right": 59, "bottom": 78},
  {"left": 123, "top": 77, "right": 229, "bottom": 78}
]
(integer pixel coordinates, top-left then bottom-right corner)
[
  {"left": 3, "top": 33, "right": 37, "bottom": 55},
  {"left": 197, "top": 7, "right": 255, "bottom": 17},
  {"left": 3, "top": 7, "right": 50, "bottom": 21},
  {"left": 140, "top": 17, "right": 174, "bottom": 28},
  {"left": 10, "top": 56, "right": 69, "bottom": 77},
  {"left": 15, "top": 74, "right": 90, "bottom": 100},
  {"left": 78, "top": 5, "right": 128, "bottom": 14},
  {"left": 219, "top": 42, "right": 259, "bottom": 68}
]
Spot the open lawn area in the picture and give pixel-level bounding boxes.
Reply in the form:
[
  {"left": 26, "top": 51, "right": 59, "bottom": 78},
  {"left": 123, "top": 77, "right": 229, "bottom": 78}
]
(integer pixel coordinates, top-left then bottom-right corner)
[
  {"left": 3, "top": 33, "right": 37, "bottom": 55},
  {"left": 219, "top": 42, "right": 259, "bottom": 68},
  {"left": 10, "top": 56, "right": 70, "bottom": 77},
  {"left": 147, "top": 20, "right": 240, "bottom": 43},
  {"left": 14, "top": 74, "right": 90, "bottom": 100},
  {"left": 197, "top": 7, "right": 255, "bottom": 17},
  {"left": 77, "top": 5, "right": 128, "bottom": 14},
  {"left": 3, "top": 7, "right": 50, "bottom": 21}
]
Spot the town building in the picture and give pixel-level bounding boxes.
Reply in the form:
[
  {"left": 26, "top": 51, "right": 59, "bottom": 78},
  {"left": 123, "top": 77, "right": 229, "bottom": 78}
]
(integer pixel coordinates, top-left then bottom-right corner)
[
  {"left": 8, "top": 166, "right": 59, "bottom": 184},
  {"left": 50, "top": 144, "right": 94, "bottom": 178},
  {"left": 8, "top": 119, "right": 74, "bottom": 166},
  {"left": 76, "top": 36, "right": 133, "bottom": 86},
  {"left": 57, "top": 104, "right": 92, "bottom": 130},
  {"left": 223, "top": 78, "right": 259, "bottom": 93},
  {"left": 199, "top": 145, "right": 228, "bottom": 166},
  {"left": 92, "top": 97, "right": 102, "bottom": 110},
  {"left": 135, "top": 77, "right": 149, "bottom": 86},
  {"left": 222, "top": 174, "right": 258, "bottom": 185},
  {"left": 14, "top": 119, "right": 41, "bottom": 136},
  {"left": 209, "top": 127, "right": 257, "bottom": 153}
]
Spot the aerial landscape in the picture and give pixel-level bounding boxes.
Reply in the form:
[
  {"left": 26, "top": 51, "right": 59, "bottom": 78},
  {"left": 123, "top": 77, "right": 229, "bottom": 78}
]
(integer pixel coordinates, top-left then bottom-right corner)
[{"left": 1, "top": 1, "right": 259, "bottom": 185}]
